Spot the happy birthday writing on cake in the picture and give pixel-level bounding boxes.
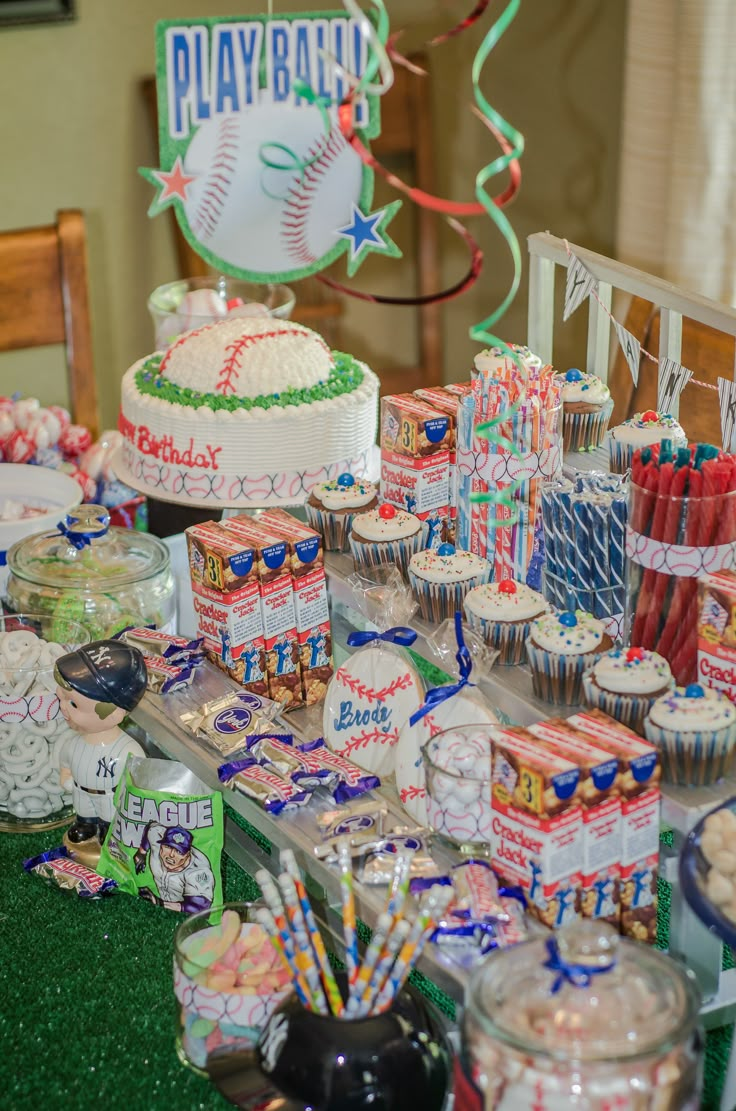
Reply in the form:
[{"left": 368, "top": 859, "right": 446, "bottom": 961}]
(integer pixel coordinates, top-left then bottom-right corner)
[
  {"left": 164, "top": 16, "right": 370, "bottom": 139},
  {"left": 118, "top": 414, "right": 222, "bottom": 470}
]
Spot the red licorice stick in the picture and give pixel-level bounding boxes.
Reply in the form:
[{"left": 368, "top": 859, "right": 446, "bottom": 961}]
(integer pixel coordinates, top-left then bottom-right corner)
[
  {"left": 641, "top": 458, "right": 687, "bottom": 649},
  {"left": 656, "top": 462, "right": 701, "bottom": 663},
  {"left": 631, "top": 451, "right": 671, "bottom": 645}
]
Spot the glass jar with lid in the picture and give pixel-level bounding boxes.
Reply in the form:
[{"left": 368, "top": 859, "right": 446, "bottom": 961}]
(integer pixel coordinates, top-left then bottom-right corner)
[
  {"left": 461, "top": 919, "right": 702, "bottom": 1110},
  {"left": 5, "top": 506, "right": 176, "bottom": 641}
]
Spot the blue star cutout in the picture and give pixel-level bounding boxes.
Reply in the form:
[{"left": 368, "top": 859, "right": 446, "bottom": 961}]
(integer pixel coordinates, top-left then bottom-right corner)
[{"left": 336, "top": 200, "right": 402, "bottom": 275}]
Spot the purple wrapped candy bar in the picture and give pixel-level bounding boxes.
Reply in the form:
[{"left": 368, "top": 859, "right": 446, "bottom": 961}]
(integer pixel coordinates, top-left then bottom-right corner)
[
  {"left": 24, "top": 846, "right": 118, "bottom": 898},
  {"left": 297, "top": 737, "right": 380, "bottom": 802},
  {"left": 217, "top": 757, "right": 312, "bottom": 814},
  {"left": 145, "top": 657, "right": 197, "bottom": 693}
]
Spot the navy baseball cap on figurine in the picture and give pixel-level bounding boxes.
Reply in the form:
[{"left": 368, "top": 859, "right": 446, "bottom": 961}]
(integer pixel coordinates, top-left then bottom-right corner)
[
  {"left": 55, "top": 640, "right": 148, "bottom": 711},
  {"left": 161, "top": 827, "right": 193, "bottom": 854}
]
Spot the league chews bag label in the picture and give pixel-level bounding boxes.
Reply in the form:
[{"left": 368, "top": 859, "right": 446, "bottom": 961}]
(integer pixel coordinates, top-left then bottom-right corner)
[{"left": 98, "top": 756, "right": 224, "bottom": 914}]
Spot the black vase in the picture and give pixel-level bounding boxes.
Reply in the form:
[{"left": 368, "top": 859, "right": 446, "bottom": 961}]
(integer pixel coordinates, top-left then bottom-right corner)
[{"left": 254, "top": 984, "right": 451, "bottom": 1111}]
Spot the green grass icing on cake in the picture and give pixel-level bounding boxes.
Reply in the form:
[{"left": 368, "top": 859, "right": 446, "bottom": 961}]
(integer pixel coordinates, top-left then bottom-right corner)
[{"left": 135, "top": 350, "right": 365, "bottom": 412}]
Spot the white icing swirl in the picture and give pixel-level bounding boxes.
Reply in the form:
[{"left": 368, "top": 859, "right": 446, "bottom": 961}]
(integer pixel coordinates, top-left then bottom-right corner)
[
  {"left": 464, "top": 581, "right": 548, "bottom": 622},
  {"left": 647, "top": 686, "right": 736, "bottom": 731},
  {"left": 591, "top": 649, "right": 673, "bottom": 694},
  {"left": 310, "top": 479, "right": 376, "bottom": 511},
  {"left": 474, "top": 345, "right": 543, "bottom": 376},
  {"left": 409, "top": 549, "right": 490, "bottom": 583},
  {"left": 351, "top": 508, "right": 421, "bottom": 542},
  {"left": 553, "top": 371, "right": 611, "bottom": 405},
  {"left": 609, "top": 413, "right": 686, "bottom": 448},
  {"left": 531, "top": 611, "right": 605, "bottom": 654}
]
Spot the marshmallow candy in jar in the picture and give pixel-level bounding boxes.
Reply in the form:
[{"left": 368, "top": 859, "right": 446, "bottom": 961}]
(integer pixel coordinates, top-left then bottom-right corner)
[
  {"left": 5, "top": 505, "right": 175, "bottom": 641},
  {"left": 422, "top": 725, "right": 494, "bottom": 854},
  {"left": 0, "top": 614, "right": 88, "bottom": 831},
  {"left": 460, "top": 919, "right": 702, "bottom": 1110}
]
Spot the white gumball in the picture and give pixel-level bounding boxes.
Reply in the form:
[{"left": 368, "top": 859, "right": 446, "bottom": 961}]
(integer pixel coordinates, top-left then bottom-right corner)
[{"left": 453, "top": 778, "right": 482, "bottom": 805}]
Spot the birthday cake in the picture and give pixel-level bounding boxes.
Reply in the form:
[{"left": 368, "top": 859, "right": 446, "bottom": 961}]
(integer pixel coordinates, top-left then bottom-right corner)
[{"left": 118, "top": 317, "right": 379, "bottom": 505}]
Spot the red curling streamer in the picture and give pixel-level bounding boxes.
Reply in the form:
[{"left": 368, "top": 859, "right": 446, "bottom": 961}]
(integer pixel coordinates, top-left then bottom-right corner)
[
  {"left": 429, "top": 0, "right": 491, "bottom": 45},
  {"left": 317, "top": 216, "right": 482, "bottom": 306}
]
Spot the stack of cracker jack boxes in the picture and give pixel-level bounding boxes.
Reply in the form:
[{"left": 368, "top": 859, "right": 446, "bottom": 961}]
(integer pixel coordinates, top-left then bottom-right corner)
[
  {"left": 379, "top": 393, "right": 454, "bottom": 544},
  {"left": 185, "top": 511, "right": 332, "bottom": 710}
]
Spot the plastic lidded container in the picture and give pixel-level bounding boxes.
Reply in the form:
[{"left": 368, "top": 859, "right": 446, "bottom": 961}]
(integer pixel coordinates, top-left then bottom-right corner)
[
  {"left": 5, "top": 505, "right": 175, "bottom": 641},
  {"left": 461, "top": 919, "right": 702, "bottom": 1109}
]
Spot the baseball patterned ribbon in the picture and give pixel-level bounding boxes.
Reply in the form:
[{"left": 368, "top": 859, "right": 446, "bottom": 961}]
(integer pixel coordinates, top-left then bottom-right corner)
[
  {"left": 458, "top": 444, "right": 562, "bottom": 485},
  {"left": 346, "top": 627, "right": 418, "bottom": 648},
  {"left": 626, "top": 527, "right": 736, "bottom": 578}
]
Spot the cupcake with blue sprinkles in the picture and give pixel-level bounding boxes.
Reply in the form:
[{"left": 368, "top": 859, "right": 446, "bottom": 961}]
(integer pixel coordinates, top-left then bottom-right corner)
[
  {"left": 582, "top": 646, "right": 674, "bottom": 735},
  {"left": 408, "top": 544, "right": 492, "bottom": 622},
  {"left": 553, "top": 367, "right": 613, "bottom": 453},
  {"left": 464, "top": 578, "right": 549, "bottom": 665},
  {"left": 607, "top": 409, "right": 687, "bottom": 474},
  {"left": 306, "top": 472, "right": 378, "bottom": 551},
  {"left": 643, "top": 683, "right": 736, "bottom": 786},
  {"left": 349, "top": 502, "right": 426, "bottom": 578},
  {"left": 526, "top": 610, "right": 613, "bottom": 705}
]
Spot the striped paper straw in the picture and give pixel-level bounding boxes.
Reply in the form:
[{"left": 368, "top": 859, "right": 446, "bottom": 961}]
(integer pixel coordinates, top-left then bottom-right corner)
[
  {"left": 337, "top": 838, "right": 360, "bottom": 989},
  {"left": 255, "top": 870, "right": 312, "bottom": 1008},
  {"left": 385, "top": 851, "right": 413, "bottom": 923},
  {"left": 345, "top": 911, "right": 394, "bottom": 1017},
  {"left": 353, "top": 919, "right": 410, "bottom": 1018},
  {"left": 374, "top": 890, "right": 453, "bottom": 1014},
  {"left": 254, "top": 907, "right": 311, "bottom": 1009},
  {"left": 280, "top": 849, "right": 344, "bottom": 1016},
  {"left": 277, "top": 873, "right": 329, "bottom": 1015}
]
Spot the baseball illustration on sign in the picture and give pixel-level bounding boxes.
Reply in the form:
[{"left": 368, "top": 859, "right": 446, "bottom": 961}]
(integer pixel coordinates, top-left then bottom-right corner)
[{"left": 142, "top": 13, "right": 401, "bottom": 281}]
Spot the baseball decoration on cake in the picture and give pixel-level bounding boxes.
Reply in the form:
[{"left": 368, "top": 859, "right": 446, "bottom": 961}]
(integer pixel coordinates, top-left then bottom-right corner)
[
  {"left": 117, "top": 315, "right": 379, "bottom": 506},
  {"left": 323, "top": 631, "right": 424, "bottom": 778},
  {"left": 141, "top": 13, "right": 400, "bottom": 281}
]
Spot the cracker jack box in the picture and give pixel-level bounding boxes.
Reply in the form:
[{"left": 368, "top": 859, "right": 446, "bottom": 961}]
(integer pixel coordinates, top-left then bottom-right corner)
[
  {"left": 566, "top": 710, "right": 660, "bottom": 944},
  {"left": 185, "top": 521, "right": 257, "bottom": 594},
  {"left": 698, "top": 569, "right": 736, "bottom": 703},
  {"left": 413, "top": 386, "right": 463, "bottom": 542},
  {"left": 490, "top": 728, "right": 582, "bottom": 931},
  {"left": 246, "top": 509, "right": 332, "bottom": 705},
  {"left": 380, "top": 394, "right": 450, "bottom": 543},
  {"left": 221, "top": 517, "right": 303, "bottom": 709},
  {"left": 98, "top": 757, "right": 224, "bottom": 914},
  {"left": 528, "top": 720, "right": 622, "bottom": 927}
]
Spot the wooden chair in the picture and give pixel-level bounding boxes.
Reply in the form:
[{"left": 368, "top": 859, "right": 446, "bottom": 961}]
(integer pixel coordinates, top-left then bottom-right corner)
[
  {"left": 608, "top": 295, "right": 730, "bottom": 445},
  {"left": 141, "top": 53, "right": 441, "bottom": 389},
  {"left": 0, "top": 209, "right": 98, "bottom": 438}
]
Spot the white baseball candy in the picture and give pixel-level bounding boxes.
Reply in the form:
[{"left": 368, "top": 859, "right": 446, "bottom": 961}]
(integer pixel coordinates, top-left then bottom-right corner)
[
  {"left": 453, "top": 778, "right": 482, "bottom": 805},
  {"left": 431, "top": 772, "right": 456, "bottom": 802}
]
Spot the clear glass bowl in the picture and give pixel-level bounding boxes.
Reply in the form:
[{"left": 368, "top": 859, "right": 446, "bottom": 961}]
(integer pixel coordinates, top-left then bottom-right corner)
[
  {"left": 422, "top": 724, "right": 493, "bottom": 854},
  {"left": 0, "top": 613, "right": 88, "bottom": 832},
  {"left": 149, "top": 276, "right": 296, "bottom": 349}
]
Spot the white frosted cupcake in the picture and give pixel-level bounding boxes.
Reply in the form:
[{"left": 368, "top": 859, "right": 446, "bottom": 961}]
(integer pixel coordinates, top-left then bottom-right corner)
[
  {"left": 643, "top": 683, "right": 736, "bottom": 786},
  {"left": 553, "top": 368, "right": 613, "bottom": 453},
  {"left": 305, "top": 473, "right": 378, "bottom": 552},
  {"left": 464, "top": 578, "right": 549, "bottom": 665},
  {"left": 607, "top": 410, "right": 687, "bottom": 473},
  {"left": 526, "top": 610, "right": 613, "bottom": 705},
  {"left": 473, "top": 344, "right": 544, "bottom": 376},
  {"left": 408, "top": 544, "right": 491, "bottom": 622},
  {"left": 582, "top": 647, "right": 674, "bottom": 735},
  {"left": 349, "top": 503, "right": 426, "bottom": 577}
]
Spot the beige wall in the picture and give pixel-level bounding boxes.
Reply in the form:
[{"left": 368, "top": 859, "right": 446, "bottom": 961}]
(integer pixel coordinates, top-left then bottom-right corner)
[{"left": 0, "top": 0, "right": 626, "bottom": 429}]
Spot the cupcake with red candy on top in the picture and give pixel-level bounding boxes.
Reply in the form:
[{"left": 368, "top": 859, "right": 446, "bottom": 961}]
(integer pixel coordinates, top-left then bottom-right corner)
[
  {"left": 582, "top": 646, "right": 674, "bottom": 735},
  {"left": 464, "top": 578, "right": 550, "bottom": 665},
  {"left": 607, "top": 410, "right": 687, "bottom": 474},
  {"left": 349, "top": 502, "right": 426, "bottom": 577},
  {"left": 408, "top": 544, "right": 492, "bottom": 622},
  {"left": 305, "top": 472, "right": 378, "bottom": 552}
]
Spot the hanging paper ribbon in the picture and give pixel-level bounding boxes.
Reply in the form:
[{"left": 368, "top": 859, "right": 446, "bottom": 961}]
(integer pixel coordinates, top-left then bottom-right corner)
[
  {"left": 346, "top": 626, "right": 418, "bottom": 649},
  {"left": 718, "top": 376, "right": 736, "bottom": 453},
  {"left": 409, "top": 612, "right": 473, "bottom": 725},
  {"left": 613, "top": 320, "right": 641, "bottom": 388},
  {"left": 657, "top": 358, "right": 693, "bottom": 415},
  {"left": 563, "top": 253, "right": 597, "bottom": 322},
  {"left": 542, "top": 936, "right": 616, "bottom": 995}
]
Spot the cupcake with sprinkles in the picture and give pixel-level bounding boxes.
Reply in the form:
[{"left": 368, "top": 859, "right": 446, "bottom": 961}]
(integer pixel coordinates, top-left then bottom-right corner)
[
  {"left": 464, "top": 578, "right": 550, "bottom": 665},
  {"left": 553, "top": 367, "right": 613, "bottom": 453},
  {"left": 526, "top": 610, "right": 613, "bottom": 705},
  {"left": 643, "top": 683, "right": 736, "bottom": 786},
  {"left": 349, "top": 502, "right": 426, "bottom": 577},
  {"left": 607, "top": 410, "right": 687, "bottom": 474},
  {"left": 582, "top": 646, "right": 674, "bottom": 735},
  {"left": 408, "top": 544, "right": 492, "bottom": 622},
  {"left": 305, "top": 472, "right": 378, "bottom": 552}
]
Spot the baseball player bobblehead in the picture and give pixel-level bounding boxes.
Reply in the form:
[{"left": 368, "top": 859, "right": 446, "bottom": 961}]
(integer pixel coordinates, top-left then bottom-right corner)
[{"left": 135, "top": 822, "right": 215, "bottom": 914}]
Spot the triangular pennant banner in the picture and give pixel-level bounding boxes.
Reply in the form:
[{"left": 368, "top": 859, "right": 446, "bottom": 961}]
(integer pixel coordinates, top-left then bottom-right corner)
[
  {"left": 563, "top": 254, "right": 596, "bottom": 322},
  {"left": 613, "top": 320, "right": 641, "bottom": 387},
  {"left": 718, "top": 376, "right": 736, "bottom": 452},
  {"left": 657, "top": 357, "right": 692, "bottom": 415}
]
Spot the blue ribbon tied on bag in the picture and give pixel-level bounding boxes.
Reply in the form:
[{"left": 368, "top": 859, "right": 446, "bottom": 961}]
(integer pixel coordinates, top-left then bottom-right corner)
[
  {"left": 346, "top": 626, "right": 418, "bottom": 649},
  {"left": 542, "top": 936, "right": 616, "bottom": 995},
  {"left": 409, "top": 612, "right": 474, "bottom": 726},
  {"left": 56, "top": 519, "right": 93, "bottom": 551}
]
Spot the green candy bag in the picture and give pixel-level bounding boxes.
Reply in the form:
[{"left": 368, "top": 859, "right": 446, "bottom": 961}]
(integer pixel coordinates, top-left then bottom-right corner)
[{"left": 98, "top": 756, "right": 224, "bottom": 914}]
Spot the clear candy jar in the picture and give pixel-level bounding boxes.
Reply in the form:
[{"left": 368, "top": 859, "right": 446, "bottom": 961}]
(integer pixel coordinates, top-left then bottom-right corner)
[
  {"left": 0, "top": 613, "right": 87, "bottom": 831},
  {"left": 461, "top": 920, "right": 702, "bottom": 1110},
  {"left": 6, "top": 505, "right": 175, "bottom": 640}
]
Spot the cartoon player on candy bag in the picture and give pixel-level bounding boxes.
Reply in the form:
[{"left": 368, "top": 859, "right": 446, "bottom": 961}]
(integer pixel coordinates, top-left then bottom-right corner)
[{"left": 134, "top": 823, "right": 215, "bottom": 913}]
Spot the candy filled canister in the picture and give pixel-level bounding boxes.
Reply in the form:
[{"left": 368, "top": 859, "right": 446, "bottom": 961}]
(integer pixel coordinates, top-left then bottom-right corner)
[
  {"left": 459, "top": 920, "right": 702, "bottom": 1110},
  {"left": 6, "top": 506, "right": 175, "bottom": 640}
]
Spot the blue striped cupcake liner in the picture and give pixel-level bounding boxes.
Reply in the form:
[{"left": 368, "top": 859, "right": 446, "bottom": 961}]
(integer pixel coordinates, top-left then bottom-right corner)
[
  {"left": 642, "top": 719, "right": 736, "bottom": 786},
  {"left": 349, "top": 525, "right": 427, "bottom": 579},
  {"left": 305, "top": 501, "right": 357, "bottom": 553},
  {"left": 563, "top": 398, "right": 614, "bottom": 453},
  {"left": 525, "top": 639, "right": 605, "bottom": 706},
  {"left": 581, "top": 671, "right": 671, "bottom": 736},
  {"left": 607, "top": 436, "right": 634, "bottom": 475},
  {"left": 464, "top": 607, "right": 534, "bottom": 665},
  {"left": 409, "top": 566, "right": 492, "bottom": 623}
]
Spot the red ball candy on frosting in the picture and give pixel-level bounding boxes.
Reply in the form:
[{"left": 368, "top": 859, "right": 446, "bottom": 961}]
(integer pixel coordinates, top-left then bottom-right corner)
[
  {"left": 498, "top": 579, "right": 517, "bottom": 594},
  {"left": 378, "top": 503, "right": 397, "bottom": 520},
  {"left": 626, "top": 646, "right": 646, "bottom": 662},
  {"left": 641, "top": 410, "right": 659, "bottom": 423}
]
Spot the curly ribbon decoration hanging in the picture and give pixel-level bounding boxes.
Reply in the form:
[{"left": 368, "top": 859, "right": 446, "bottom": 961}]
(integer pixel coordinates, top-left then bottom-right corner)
[{"left": 465, "top": 0, "right": 527, "bottom": 530}]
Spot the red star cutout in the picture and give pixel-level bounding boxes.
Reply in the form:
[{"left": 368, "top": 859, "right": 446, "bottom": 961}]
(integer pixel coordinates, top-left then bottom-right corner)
[{"left": 151, "top": 156, "right": 196, "bottom": 203}]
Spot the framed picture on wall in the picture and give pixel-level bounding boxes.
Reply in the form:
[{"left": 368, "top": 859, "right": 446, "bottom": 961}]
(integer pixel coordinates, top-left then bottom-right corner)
[{"left": 0, "top": 0, "right": 75, "bottom": 27}]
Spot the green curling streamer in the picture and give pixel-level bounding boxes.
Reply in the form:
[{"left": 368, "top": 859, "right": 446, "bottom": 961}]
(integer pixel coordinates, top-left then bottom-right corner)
[{"left": 468, "top": 0, "right": 525, "bottom": 521}]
